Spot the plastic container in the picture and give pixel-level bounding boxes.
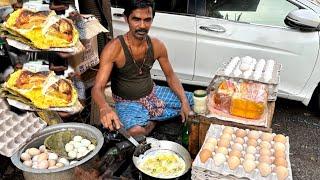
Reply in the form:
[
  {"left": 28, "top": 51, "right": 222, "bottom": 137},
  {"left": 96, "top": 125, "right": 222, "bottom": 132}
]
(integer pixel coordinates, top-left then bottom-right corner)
[{"left": 193, "top": 90, "right": 207, "bottom": 114}]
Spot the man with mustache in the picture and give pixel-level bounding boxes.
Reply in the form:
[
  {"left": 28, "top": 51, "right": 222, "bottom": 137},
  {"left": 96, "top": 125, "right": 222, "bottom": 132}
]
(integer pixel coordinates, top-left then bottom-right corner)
[{"left": 92, "top": 0, "right": 193, "bottom": 136}]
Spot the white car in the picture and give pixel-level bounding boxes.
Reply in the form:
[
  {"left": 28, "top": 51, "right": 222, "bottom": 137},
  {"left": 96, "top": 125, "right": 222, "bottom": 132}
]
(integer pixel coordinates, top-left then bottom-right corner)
[{"left": 110, "top": 0, "right": 320, "bottom": 109}]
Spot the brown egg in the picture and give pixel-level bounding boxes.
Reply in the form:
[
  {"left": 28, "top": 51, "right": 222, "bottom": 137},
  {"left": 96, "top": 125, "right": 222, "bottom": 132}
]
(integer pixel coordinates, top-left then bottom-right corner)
[
  {"left": 261, "top": 133, "right": 273, "bottom": 142},
  {"left": 243, "top": 159, "right": 256, "bottom": 173},
  {"left": 260, "top": 148, "right": 272, "bottom": 156},
  {"left": 216, "top": 147, "right": 228, "bottom": 155},
  {"left": 206, "top": 137, "right": 217, "bottom": 146},
  {"left": 274, "top": 150, "right": 286, "bottom": 158},
  {"left": 228, "top": 156, "right": 240, "bottom": 170},
  {"left": 235, "top": 129, "right": 246, "bottom": 138},
  {"left": 203, "top": 143, "right": 215, "bottom": 151},
  {"left": 232, "top": 143, "right": 243, "bottom": 151},
  {"left": 248, "top": 130, "right": 260, "bottom": 139},
  {"left": 274, "top": 134, "right": 286, "bottom": 144},
  {"left": 274, "top": 142, "right": 286, "bottom": 151},
  {"left": 260, "top": 141, "right": 271, "bottom": 149},
  {"left": 275, "top": 166, "right": 289, "bottom": 180},
  {"left": 259, "top": 155, "right": 272, "bottom": 164},
  {"left": 229, "top": 150, "right": 242, "bottom": 158},
  {"left": 258, "top": 162, "right": 272, "bottom": 177},
  {"left": 274, "top": 157, "right": 288, "bottom": 167},
  {"left": 199, "top": 149, "right": 212, "bottom": 163},
  {"left": 218, "top": 139, "right": 230, "bottom": 148},
  {"left": 220, "top": 134, "right": 232, "bottom": 141},
  {"left": 234, "top": 137, "right": 244, "bottom": 144},
  {"left": 244, "top": 154, "right": 255, "bottom": 161},
  {"left": 223, "top": 126, "right": 234, "bottom": 135},
  {"left": 247, "top": 139, "right": 257, "bottom": 147}
]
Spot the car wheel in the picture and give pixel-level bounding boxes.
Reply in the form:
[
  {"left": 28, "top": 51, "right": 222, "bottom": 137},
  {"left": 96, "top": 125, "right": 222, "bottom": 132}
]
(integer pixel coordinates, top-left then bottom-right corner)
[{"left": 309, "top": 85, "right": 320, "bottom": 112}]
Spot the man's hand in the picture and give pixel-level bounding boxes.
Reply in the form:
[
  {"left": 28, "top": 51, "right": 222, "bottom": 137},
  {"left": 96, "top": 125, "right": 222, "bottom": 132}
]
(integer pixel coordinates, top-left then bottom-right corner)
[
  {"left": 180, "top": 103, "right": 192, "bottom": 123},
  {"left": 100, "top": 107, "right": 122, "bottom": 131}
]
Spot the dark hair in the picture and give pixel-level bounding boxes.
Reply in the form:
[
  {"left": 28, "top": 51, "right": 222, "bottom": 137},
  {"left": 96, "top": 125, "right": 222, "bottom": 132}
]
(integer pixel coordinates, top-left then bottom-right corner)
[{"left": 123, "top": 0, "right": 155, "bottom": 18}]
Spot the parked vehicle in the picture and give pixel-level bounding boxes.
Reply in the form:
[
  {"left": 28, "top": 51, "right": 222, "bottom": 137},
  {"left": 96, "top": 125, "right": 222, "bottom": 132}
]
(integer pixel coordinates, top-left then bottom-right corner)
[{"left": 110, "top": 0, "right": 320, "bottom": 110}]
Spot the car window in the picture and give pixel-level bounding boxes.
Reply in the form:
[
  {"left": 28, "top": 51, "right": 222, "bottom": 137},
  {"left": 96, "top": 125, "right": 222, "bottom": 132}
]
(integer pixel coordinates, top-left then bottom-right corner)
[
  {"left": 204, "top": 0, "right": 299, "bottom": 27},
  {"left": 111, "top": 0, "right": 190, "bottom": 15}
]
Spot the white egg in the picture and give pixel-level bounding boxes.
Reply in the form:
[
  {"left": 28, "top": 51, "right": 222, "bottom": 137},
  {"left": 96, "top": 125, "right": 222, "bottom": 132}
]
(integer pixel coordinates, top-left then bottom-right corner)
[
  {"left": 23, "top": 160, "right": 32, "bottom": 167},
  {"left": 77, "top": 146, "right": 87, "bottom": 154},
  {"left": 28, "top": 148, "right": 41, "bottom": 156},
  {"left": 21, "top": 152, "right": 31, "bottom": 161},
  {"left": 69, "top": 141, "right": 75, "bottom": 145},
  {"left": 68, "top": 151, "right": 77, "bottom": 159},
  {"left": 213, "top": 153, "right": 226, "bottom": 166},
  {"left": 65, "top": 143, "right": 74, "bottom": 152},
  {"left": 58, "top": 158, "right": 69, "bottom": 166},
  {"left": 88, "top": 144, "right": 96, "bottom": 151},
  {"left": 73, "top": 136, "right": 83, "bottom": 142},
  {"left": 48, "top": 153, "right": 58, "bottom": 160},
  {"left": 55, "top": 162, "right": 64, "bottom": 168},
  {"left": 38, "top": 160, "right": 49, "bottom": 169},
  {"left": 80, "top": 139, "right": 91, "bottom": 147},
  {"left": 70, "top": 161, "right": 78, "bottom": 165},
  {"left": 32, "top": 155, "right": 39, "bottom": 162},
  {"left": 39, "top": 145, "right": 46, "bottom": 153},
  {"left": 73, "top": 142, "right": 82, "bottom": 149}
]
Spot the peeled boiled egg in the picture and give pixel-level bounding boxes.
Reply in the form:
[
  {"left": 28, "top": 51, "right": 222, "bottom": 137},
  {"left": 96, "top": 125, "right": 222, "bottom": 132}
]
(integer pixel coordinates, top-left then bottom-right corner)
[
  {"left": 274, "top": 134, "right": 286, "bottom": 144},
  {"left": 275, "top": 166, "right": 289, "bottom": 180},
  {"left": 216, "top": 147, "right": 228, "bottom": 155},
  {"left": 58, "top": 158, "right": 69, "bottom": 166},
  {"left": 228, "top": 156, "right": 240, "bottom": 170},
  {"left": 65, "top": 143, "right": 74, "bottom": 153},
  {"left": 261, "top": 133, "right": 273, "bottom": 142},
  {"left": 199, "top": 149, "right": 212, "bottom": 163},
  {"left": 235, "top": 129, "right": 246, "bottom": 138},
  {"left": 21, "top": 152, "right": 31, "bottom": 161},
  {"left": 258, "top": 162, "right": 271, "bottom": 177},
  {"left": 213, "top": 153, "right": 226, "bottom": 166},
  {"left": 243, "top": 159, "right": 256, "bottom": 173},
  {"left": 88, "top": 144, "right": 96, "bottom": 151},
  {"left": 274, "top": 157, "right": 288, "bottom": 167},
  {"left": 223, "top": 126, "right": 234, "bottom": 135},
  {"left": 229, "top": 150, "right": 242, "bottom": 158},
  {"left": 73, "top": 136, "right": 83, "bottom": 142},
  {"left": 80, "top": 139, "right": 91, "bottom": 147},
  {"left": 68, "top": 151, "right": 77, "bottom": 159}
]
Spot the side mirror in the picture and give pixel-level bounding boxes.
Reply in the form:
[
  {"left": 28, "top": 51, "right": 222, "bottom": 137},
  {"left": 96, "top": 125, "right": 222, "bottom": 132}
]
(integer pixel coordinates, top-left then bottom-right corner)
[{"left": 285, "top": 9, "right": 320, "bottom": 31}]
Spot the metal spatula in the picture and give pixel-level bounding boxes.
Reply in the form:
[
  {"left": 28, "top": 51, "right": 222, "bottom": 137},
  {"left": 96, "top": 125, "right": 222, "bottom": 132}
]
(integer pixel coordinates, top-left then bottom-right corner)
[{"left": 116, "top": 126, "right": 151, "bottom": 156}]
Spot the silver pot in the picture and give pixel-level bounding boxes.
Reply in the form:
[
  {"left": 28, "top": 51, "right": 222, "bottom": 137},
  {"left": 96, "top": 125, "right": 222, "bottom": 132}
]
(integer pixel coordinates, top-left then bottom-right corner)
[
  {"left": 11, "top": 123, "right": 104, "bottom": 180},
  {"left": 132, "top": 139, "right": 192, "bottom": 179}
]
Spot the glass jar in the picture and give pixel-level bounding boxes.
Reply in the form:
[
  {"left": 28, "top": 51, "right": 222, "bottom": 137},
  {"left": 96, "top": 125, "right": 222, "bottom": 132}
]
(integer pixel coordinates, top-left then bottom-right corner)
[{"left": 193, "top": 90, "right": 207, "bottom": 114}]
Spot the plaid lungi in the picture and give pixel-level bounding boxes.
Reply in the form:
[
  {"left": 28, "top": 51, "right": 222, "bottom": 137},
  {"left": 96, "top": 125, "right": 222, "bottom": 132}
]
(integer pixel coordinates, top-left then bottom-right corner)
[{"left": 113, "top": 85, "right": 194, "bottom": 129}]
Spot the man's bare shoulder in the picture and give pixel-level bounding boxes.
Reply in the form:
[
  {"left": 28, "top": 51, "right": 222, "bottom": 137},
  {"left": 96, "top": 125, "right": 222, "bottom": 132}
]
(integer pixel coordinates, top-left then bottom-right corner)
[
  {"left": 101, "top": 37, "right": 123, "bottom": 62},
  {"left": 149, "top": 36, "right": 165, "bottom": 48}
]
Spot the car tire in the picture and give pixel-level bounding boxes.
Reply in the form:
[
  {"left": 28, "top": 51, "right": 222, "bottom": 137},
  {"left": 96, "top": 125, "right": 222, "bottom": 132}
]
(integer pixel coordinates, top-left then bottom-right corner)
[{"left": 309, "top": 85, "right": 320, "bottom": 112}]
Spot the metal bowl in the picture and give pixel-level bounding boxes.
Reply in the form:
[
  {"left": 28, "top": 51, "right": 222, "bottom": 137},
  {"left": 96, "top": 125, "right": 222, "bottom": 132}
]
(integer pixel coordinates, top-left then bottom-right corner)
[
  {"left": 132, "top": 139, "right": 192, "bottom": 179},
  {"left": 11, "top": 123, "right": 104, "bottom": 180}
]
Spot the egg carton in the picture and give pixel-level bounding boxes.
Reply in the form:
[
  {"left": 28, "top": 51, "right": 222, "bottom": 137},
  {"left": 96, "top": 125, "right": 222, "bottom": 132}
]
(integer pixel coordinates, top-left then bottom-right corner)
[
  {"left": 192, "top": 124, "right": 293, "bottom": 180},
  {"left": 208, "top": 57, "right": 282, "bottom": 101},
  {"left": 0, "top": 110, "right": 46, "bottom": 157}
]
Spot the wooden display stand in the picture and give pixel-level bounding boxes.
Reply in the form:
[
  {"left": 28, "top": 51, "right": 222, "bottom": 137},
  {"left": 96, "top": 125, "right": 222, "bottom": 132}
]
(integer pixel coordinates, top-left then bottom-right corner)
[{"left": 187, "top": 102, "right": 275, "bottom": 158}]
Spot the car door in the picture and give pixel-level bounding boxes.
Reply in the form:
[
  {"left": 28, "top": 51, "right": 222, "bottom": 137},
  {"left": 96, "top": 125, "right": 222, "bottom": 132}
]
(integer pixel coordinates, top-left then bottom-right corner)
[
  {"left": 194, "top": 0, "right": 319, "bottom": 96},
  {"left": 110, "top": 0, "right": 197, "bottom": 81}
]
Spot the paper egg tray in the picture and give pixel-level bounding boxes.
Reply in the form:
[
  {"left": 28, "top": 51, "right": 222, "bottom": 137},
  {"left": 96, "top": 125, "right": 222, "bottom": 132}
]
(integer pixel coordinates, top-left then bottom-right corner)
[
  {"left": 0, "top": 110, "right": 46, "bottom": 157},
  {"left": 208, "top": 58, "right": 282, "bottom": 101},
  {"left": 192, "top": 124, "right": 293, "bottom": 180}
]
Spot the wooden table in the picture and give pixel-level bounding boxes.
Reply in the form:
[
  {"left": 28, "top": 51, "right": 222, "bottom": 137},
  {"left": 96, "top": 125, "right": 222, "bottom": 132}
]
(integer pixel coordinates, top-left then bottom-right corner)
[{"left": 187, "top": 102, "right": 275, "bottom": 158}]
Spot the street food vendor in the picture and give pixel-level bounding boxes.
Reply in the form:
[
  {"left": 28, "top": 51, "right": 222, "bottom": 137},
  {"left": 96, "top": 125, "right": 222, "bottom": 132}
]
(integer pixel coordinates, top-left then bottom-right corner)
[{"left": 92, "top": 0, "right": 193, "bottom": 136}]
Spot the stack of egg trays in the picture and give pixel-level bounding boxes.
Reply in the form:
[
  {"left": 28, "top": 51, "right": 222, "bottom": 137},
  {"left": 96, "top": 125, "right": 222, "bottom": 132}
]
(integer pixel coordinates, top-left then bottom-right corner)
[
  {"left": 0, "top": 98, "right": 47, "bottom": 157},
  {"left": 207, "top": 58, "right": 282, "bottom": 101},
  {"left": 191, "top": 124, "right": 293, "bottom": 180}
]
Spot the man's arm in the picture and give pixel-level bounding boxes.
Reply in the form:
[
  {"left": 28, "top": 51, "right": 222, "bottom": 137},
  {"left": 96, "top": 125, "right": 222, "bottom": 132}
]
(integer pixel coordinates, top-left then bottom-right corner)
[
  {"left": 91, "top": 39, "right": 121, "bottom": 130},
  {"left": 154, "top": 39, "right": 191, "bottom": 122}
]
